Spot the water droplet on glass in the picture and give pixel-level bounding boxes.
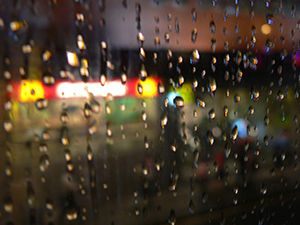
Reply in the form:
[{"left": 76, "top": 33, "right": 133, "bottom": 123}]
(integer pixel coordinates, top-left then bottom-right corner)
[
  {"left": 89, "top": 121, "right": 98, "bottom": 136},
  {"left": 3, "top": 121, "right": 13, "bottom": 132},
  {"left": 155, "top": 26, "right": 160, "bottom": 34},
  {"left": 233, "top": 186, "right": 239, "bottom": 194},
  {"left": 35, "top": 98, "right": 49, "bottom": 110},
  {"left": 208, "top": 77, "right": 217, "bottom": 97},
  {"left": 164, "top": 33, "right": 170, "bottom": 43},
  {"left": 39, "top": 154, "right": 50, "bottom": 172},
  {"left": 241, "top": 211, "right": 247, "bottom": 220},
  {"left": 223, "top": 106, "right": 229, "bottom": 117},
  {"left": 100, "top": 74, "right": 107, "bottom": 86},
  {"left": 173, "top": 96, "right": 184, "bottom": 108},
  {"left": 27, "top": 181, "right": 35, "bottom": 206},
  {"left": 264, "top": 115, "right": 270, "bottom": 126},
  {"left": 261, "top": 184, "right": 267, "bottom": 195},
  {"left": 211, "top": 38, "right": 216, "bottom": 52},
  {"left": 263, "top": 135, "right": 269, "bottom": 146},
  {"left": 60, "top": 112, "right": 69, "bottom": 124},
  {"left": 190, "top": 49, "right": 200, "bottom": 64},
  {"left": 153, "top": 0, "right": 159, "bottom": 5},
  {"left": 168, "top": 210, "right": 176, "bottom": 225},
  {"left": 202, "top": 192, "right": 208, "bottom": 203},
  {"left": 142, "top": 162, "right": 149, "bottom": 176},
  {"left": 137, "top": 32, "right": 145, "bottom": 48},
  {"left": 66, "top": 204, "right": 78, "bottom": 221},
  {"left": 139, "top": 48, "right": 146, "bottom": 61},
  {"left": 135, "top": 2, "right": 141, "bottom": 15},
  {"left": 157, "top": 82, "right": 165, "bottom": 95},
  {"left": 105, "top": 103, "right": 111, "bottom": 114},
  {"left": 42, "top": 50, "right": 52, "bottom": 63},
  {"left": 84, "top": 103, "right": 92, "bottom": 118},
  {"left": 291, "top": 4, "right": 296, "bottom": 17},
  {"left": 169, "top": 169, "right": 179, "bottom": 191},
  {"left": 4, "top": 100, "right": 12, "bottom": 111},
  {"left": 64, "top": 149, "right": 72, "bottom": 162},
  {"left": 61, "top": 127, "right": 69, "bottom": 146},
  {"left": 235, "top": 4, "right": 239, "bottom": 16},
  {"left": 121, "top": 0, "right": 127, "bottom": 8},
  {"left": 250, "top": 8, "right": 254, "bottom": 20},
  {"left": 234, "top": 94, "right": 241, "bottom": 103},
  {"left": 281, "top": 150, "right": 286, "bottom": 161},
  {"left": 38, "top": 143, "right": 48, "bottom": 153},
  {"left": 139, "top": 64, "right": 148, "bottom": 81},
  {"left": 154, "top": 37, "right": 160, "bottom": 47},
  {"left": 250, "top": 86, "right": 259, "bottom": 100},
  {"left": 90, "top": 97, "right": 100, "bottom": 113},
  {"left": 4, "top": 197, "right": 13, "bottom": 213},
  {"left": 195, "top": 95, "right": 205, "bottom": 107},
  {"left": 193, "top": 150, "right": 200, "bottom": 167},
  {"left": 225, "top": 142, "right": 231, "bottom": 158},
  {"left": 160, "top": 114, "right": 168, "bottom": 128},
  {"left": 208, "top": 108, "right": 216, "bottom": 121},
  {"left": 106, "top": 122, "right": 113, "bottom": 138},
  {"left": 167, "top": 50, "right": 173, "bottom": 60},
  {"left": 265, "top": 39, "right": 275, "bottom": 52},
  {"left": 277, "top": 89, "right": 284, "bottom": 101},
  {"left": 281, "top": 112, "right": 286, "bottom": 122},
  {"left": 191, "top": 29, "right": 197, "bottom": 43},
  {"left": 189, "top": 199, "right": 195, "bottom": 213},
  {"left": 87, "top": 144, "right": 93, "bottom": 161},
  {"left": 46, "top": 199, "right": 54, "bottom": 210},
  {"left": 43, "top": 74, "right": 55, "bottom": 85},
  {"left": 175, "top": 17, "right": 179, "bottom": 33},
  {"left": 141, "top": 111, "right": 147, "bottom": 122},
  {"left": 248, "top": 106, "right": 254, "bottom": 115},
  {"left": 120, "top": 72, "right": 127, "bottom": 85},
  {"left": 155, "top": 156, "right": 163, "bottom": 171},
  {"left": 191, "top": 8, "right": 197, "bottom": 22},
  {"left": 5, "top": 162, "right": 12, "bottom": 177},
  {"left": 66, "top": 51, "right": 78, "bottom": 67},
  {"left": 178, "top": 75, "right": 184, "bottom": 86},
  {"left": 137, "top": 83, "right": 143, "bottom": 95},
  {"left": 210, "top": 21, "right": 216, "bottom": 34},
  {"left": 207, "top": 130, "right": 214, "bottom": 145},
  {"left": 231, "top": 126, "right": 238, "bottom": 142}
]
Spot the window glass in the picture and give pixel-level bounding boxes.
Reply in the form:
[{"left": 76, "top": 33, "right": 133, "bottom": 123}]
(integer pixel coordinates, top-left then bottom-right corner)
[{"left": 0, "top": 0, "right": 300, "bottom": 224}]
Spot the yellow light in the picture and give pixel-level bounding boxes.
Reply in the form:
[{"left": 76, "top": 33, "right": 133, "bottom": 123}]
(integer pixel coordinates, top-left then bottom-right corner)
[
  {"left": 261, "top": 24, "right": 271, "bottom": 35},
  {"left": 138, "top": 78, "right": 158, "bottom": 97},
  {"left": 20, "top": 80, "right": 44, "bottom": 102}
]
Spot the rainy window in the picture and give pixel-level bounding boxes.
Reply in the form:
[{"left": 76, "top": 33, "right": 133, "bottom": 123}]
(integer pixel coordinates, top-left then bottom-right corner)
[{"left": 1, "top": 0, "right": 300, "bottom": 224}]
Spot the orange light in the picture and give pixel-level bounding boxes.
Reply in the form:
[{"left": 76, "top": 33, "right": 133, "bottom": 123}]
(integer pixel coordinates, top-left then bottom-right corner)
[{"left": 261, "top": 24, "right": 271, "bottom": 35}]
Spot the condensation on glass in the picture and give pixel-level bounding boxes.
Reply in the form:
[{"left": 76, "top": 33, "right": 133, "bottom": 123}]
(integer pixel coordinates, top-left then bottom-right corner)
[{"left": 0, "top": 0, "right": 300, "bottom": 224}]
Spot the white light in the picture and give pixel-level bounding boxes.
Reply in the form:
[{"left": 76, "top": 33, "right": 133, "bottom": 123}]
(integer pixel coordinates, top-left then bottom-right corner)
[{"left": 56, "top": 81, "right": 127, "bottom": 99}]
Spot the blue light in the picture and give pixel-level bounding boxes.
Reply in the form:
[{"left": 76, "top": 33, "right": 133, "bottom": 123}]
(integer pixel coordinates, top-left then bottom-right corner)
[
  {"left": 167, "top": 92, "right": 179, "bottom": 107},
  {"left": 232, "top": 119, "right": 249, "bottom": 139}
]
